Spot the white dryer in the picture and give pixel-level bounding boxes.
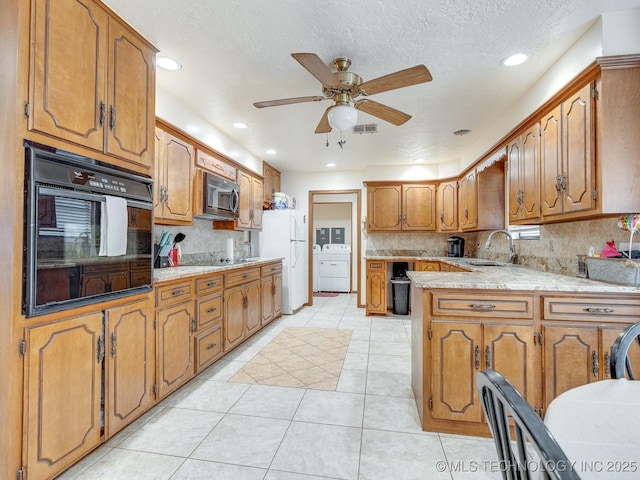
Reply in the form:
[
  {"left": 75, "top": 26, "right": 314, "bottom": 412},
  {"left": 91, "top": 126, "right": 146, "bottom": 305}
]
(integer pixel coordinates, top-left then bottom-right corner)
[
  {"left": 318, "top": 244, "right": 351, "bottom": 293},
  {"left": 312, "top": 244, "right": 321, "bottom": 292}
]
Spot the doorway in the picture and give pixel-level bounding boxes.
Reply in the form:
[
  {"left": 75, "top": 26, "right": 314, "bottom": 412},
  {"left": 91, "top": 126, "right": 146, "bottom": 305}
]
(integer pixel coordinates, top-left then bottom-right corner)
[{"left": 308, "top": 190, "right": 362, "bottom": 308}]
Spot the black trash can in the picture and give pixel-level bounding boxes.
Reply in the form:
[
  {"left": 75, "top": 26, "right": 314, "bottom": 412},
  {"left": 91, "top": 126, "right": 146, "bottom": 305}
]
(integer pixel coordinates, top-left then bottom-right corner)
[{"left": 390, "top": 262, "right": 411, "bottom": 315}]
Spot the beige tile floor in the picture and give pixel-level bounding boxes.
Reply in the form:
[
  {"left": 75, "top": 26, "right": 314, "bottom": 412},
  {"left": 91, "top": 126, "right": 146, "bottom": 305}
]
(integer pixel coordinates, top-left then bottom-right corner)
[{"left": 59, "top": 294, "right": 501, "bottom": 480}]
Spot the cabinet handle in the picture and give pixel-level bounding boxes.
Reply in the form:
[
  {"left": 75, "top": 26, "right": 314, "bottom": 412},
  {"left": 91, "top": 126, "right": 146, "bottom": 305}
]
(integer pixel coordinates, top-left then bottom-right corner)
[
  {"left": 469, "top": 304, "right": 496, "bottom": 310},
  {"left": 99, "top": 101, "right": 106, "bottom": 126},
  {"left": 206, "top": 343, "right": 218, "bottom": 350},
  {"left": 207, "top": 282, "right": 216, "bottom": 288},
  {"left": 97, "top": 335, "right": 105, "bottom": 363},
  {"left": 110, "top": 332, "right": 117, "bottom": 358},
  {"left": 242, "top": 295, "right": 248, "bottom": 309},
  {"left": 475, "top": 345, "right": 480, "bottom": 370},
  {"left": 206, "top": 307, "right": 217, "bottom": 314},
  {"left": 171, "top": 289, "right": 184, "bottom": 296},
  {"left": 583, "top": 307, "right": 614, "bottom": 314},
  {"left": 440, "top": 213, "right": 444, "bottom": 222},
  {"left": 191, "top": 317, "right": 197, "bottom": 333},
  {"left": 485, "top": 346, "right": 491, "bottom": 369},
  {"left": 109, "top": 105, "right": 116, "bottom": 130},
  {"left": 604, "top": 352, "right": 611, "bottom": 378},
  {"left": 592, "top": 350, "right": 599, "bottom": 377},
  {"left": 242, "top": 274, "right": 249, "bottom": 279}
]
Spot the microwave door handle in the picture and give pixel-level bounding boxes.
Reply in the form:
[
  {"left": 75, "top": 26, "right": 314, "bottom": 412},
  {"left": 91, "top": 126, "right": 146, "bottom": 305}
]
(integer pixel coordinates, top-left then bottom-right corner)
[{"left": 231, "top": 189, "right": 239, "bottom": 213}]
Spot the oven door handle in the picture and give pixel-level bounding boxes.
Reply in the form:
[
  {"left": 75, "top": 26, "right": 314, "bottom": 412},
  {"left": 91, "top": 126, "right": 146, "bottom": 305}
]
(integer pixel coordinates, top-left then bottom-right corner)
[{"left": 38, "top": 186, "right": 107, "bottom": 204}]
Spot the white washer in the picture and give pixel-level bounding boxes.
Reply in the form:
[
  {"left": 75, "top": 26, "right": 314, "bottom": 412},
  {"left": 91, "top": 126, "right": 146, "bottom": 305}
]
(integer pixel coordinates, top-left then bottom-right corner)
[
  {"left": 312, "top": 244, "right": 321, "bottom": 292},
  {"left": 318, "top": 244, "right": 351, "bottom": 293}
]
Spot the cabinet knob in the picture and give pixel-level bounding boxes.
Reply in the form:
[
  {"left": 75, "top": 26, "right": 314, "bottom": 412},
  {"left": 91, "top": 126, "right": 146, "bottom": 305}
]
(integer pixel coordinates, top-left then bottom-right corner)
[{"left": 206, "top": 343, "right": 217, "bottom": 350}]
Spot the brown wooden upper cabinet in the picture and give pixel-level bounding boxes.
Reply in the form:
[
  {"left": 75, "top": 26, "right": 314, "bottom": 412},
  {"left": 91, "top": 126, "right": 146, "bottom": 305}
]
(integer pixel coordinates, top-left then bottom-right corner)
[
  {"left": 236, "top": 170, "right": 264, "bottom": 230},
  {"left": 365, "top": 182, "right": 436, "bottom": 232},
  {"left": 154, "top": 126, "right": 194, "bottom": 224},
  {"left": 508, "top": 123, "right": 541, "bottom": 223},
  {"left": 263, "top": 162, "right": 281, "bottom": 205},
  {"left": 457, "top": 170, "right": 477, "bottom": 230},
  {"left": 29, "top": 0, "right": 156, "bottom": 169},
  {"left": 436, "top": 180, "right": 458, "bottom": 231},
  {"left": 540, "top": 83, "right": 596, "bottom": 220}
]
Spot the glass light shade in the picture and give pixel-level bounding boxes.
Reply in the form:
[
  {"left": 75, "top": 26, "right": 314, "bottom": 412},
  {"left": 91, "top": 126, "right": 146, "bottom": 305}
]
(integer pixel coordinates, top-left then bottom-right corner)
[{"left": 328, "top": 104, "right": 358, "bottom": 130}]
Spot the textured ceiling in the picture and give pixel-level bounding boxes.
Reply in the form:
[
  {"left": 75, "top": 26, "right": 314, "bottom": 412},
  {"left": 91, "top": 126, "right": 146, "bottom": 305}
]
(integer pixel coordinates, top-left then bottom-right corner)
[{"left": 103, "top": 0, "right": 640, "bottom": 174}]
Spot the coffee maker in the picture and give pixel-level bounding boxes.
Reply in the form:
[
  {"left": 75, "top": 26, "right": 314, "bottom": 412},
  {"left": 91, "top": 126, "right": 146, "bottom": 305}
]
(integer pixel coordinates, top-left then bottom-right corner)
[{"left": 447, "top": 236, "right": 465, "bottom": 257}]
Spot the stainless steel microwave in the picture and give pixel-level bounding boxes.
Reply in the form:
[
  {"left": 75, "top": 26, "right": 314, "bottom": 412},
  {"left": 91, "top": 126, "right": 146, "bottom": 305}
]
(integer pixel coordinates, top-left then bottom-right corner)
[{"left": 200, "top": 171, "right": 240, "bottom": 220}]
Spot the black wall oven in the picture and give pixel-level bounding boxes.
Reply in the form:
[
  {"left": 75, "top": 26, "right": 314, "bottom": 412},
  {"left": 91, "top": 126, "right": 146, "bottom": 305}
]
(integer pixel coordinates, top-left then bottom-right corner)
[{"left": 23, "top": 142, "right": 154, "bottom": 317}]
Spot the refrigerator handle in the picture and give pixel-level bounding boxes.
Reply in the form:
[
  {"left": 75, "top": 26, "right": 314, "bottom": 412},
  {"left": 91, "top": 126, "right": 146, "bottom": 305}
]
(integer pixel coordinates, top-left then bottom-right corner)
[{"left": 291, "top": 240, "right": 300, "bottom": 268}]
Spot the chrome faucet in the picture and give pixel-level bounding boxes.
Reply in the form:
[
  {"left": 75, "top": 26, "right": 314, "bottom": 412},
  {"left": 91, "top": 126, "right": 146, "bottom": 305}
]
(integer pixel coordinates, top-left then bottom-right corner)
[{"left": 485, "top": 230, "right": 516, "bottom": 264}]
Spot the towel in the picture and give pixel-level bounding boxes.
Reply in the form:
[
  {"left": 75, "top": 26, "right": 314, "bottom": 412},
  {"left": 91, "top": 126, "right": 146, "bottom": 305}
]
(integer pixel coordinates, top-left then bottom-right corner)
[{"left": 99, "top": 195, "right": 128, "bottom": 256}]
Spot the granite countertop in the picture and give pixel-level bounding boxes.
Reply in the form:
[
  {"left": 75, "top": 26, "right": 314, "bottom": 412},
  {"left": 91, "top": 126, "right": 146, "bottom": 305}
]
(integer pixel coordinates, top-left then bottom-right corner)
[
  {"left": 154, "top": 257, "right": 283, "bottom": 283},
  {"left": 404, "top": 257, "right": 640, "bottom": 293}
]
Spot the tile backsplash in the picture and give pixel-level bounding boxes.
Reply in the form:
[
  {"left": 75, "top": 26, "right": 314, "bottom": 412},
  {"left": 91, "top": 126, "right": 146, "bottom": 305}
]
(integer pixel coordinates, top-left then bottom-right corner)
[{"left": 365, "top": 216, "right": 634, "bottom": 277}]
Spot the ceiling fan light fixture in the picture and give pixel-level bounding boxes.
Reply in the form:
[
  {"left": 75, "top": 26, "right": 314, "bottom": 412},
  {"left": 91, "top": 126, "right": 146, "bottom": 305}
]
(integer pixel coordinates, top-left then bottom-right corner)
[{"left": 328, "top": 104, "right": 358, "bottom": 131}]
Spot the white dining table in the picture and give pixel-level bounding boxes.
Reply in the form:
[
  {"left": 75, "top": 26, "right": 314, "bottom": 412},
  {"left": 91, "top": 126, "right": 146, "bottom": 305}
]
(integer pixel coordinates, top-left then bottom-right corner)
[{"left": 544, "top": 379, "right": 640, "bottom": 479}]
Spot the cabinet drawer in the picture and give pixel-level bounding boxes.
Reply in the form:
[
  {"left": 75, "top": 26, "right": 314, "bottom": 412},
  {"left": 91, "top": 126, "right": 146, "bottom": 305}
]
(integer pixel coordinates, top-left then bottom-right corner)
[
  {"left": 367, "top": 261, "right": 385, "bottom": 271},
  {"left": 432, "top": 293, "right": 533, "bottom": 319},
  {"left": 197, "top": 293, "right": 223, "bottom": 329},
  {"left": 155, "top": 280, "right": 193, "bottom": 308},
  {"left": 195, "top": 323, "right": 223, "bottom": 372},
  {"left": 543, "top": 296, "right": 640, "bottom": 322},
  {"left": 261, "top": 262, "right": 282, "bottom": 276},
  {"left": 196, "top": 274, "right": 223, "bottom": 295},
  {"left": 224, "top": 267, "right": 260, "bottom": 287}
]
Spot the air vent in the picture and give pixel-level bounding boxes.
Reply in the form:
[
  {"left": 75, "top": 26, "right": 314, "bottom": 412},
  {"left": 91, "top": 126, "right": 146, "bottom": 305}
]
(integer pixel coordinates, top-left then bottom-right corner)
[{"left": 353, "top": 123, "right": 377, "bottom": 134}]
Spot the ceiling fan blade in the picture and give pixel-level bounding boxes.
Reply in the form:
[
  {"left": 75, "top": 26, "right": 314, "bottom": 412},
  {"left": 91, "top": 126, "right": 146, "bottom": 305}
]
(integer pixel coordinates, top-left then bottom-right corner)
[
  {"left": 355, "top": 99, "right": 411, "bottom": 126},
  {"left": 315, "top": 107, "right": 332, "bottom": 134},
  {"left": 291, "top": 53, "right": 340, "bottom": 88},
  {"left": 359, "top": 65, "right": 432, "bottom": 96},
  {"left": 253, "top": 96, "right": 325, "bottom": 108}
]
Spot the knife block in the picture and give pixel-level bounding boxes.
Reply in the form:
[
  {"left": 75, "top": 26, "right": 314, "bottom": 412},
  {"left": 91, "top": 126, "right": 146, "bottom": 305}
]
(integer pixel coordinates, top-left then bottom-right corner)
[{"left": 153, "top": 243, "right": 169, "bottom": 268}]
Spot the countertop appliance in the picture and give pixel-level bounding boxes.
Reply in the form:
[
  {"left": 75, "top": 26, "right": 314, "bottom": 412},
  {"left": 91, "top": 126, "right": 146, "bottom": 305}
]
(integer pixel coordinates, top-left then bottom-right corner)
[
  {"left": 447, "top": 236, "right": 465, "bottom": 257},
  {"left": 260, "top": 210, "right": 308, "bottom": 314},
  {"left": 23, "top": 141, "right": 153, "bottom": 317},
  {"left": 199, "top": 171, "right": 239, "bottom": 220},
  {"left": 318, "top": 244, "right": 351, "bottom": 293}
]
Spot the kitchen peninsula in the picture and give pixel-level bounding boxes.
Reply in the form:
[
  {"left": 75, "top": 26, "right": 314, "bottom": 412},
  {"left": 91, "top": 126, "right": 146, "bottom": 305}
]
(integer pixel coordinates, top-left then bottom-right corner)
[{"left": 407, "top": 260, "right": 640, "bottom": 437}]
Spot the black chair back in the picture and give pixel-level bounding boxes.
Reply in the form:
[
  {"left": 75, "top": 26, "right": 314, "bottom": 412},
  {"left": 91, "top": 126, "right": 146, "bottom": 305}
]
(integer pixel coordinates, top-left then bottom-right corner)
[
  {"left": 477, "top": 369, "right": 580, "bottom": 480},
  {"left": 610, "top": 321, "right": 640, "bottom": 379}
]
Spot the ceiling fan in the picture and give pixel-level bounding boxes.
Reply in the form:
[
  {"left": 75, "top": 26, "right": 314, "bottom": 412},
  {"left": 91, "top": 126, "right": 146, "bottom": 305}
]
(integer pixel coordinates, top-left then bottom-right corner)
[{"left": 253, "top": 53, "right": 432, "bottom": 133}]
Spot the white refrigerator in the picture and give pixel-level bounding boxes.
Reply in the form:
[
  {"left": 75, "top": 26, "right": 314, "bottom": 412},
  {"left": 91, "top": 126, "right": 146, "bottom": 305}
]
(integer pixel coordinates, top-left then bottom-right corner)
[{"left": 259, "top": 210, "right": 308, "bottom": 314}]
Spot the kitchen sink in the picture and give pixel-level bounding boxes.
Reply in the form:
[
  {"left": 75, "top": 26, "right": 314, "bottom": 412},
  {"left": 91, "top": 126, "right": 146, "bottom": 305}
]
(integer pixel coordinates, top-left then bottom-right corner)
[{"left": 466, "top": 260, "right": 506, "bottom": 267}]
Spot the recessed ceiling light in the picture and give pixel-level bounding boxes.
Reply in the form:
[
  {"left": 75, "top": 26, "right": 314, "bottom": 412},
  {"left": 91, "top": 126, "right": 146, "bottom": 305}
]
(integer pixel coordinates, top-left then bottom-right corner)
[
  {"left": 266, "top": 149, "right": 276, "bottom": 155},
  {"left": 501, "top": 53, "right": 528, "bottom": 67},
  {"left": 414, "top": 158, "right": 425, "bottom": 163},
  {"left": 326, "top": 163, "right": 336, "bottom": 167},
  {"left": 156, "top": 56, "right": 182, "bottom": 71},
  {"left": 233, "top": 122, "right": 248, "bottom": 129},
  {"left": 453, "top": 129, "right": 472, "bottom": 136}
]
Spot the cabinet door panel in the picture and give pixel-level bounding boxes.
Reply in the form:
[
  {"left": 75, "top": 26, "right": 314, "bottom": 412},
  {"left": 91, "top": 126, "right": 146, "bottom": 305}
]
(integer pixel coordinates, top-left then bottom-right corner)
[
  {"left": 520, "top": 125, "right": 540, "bottom": 220},
  {"left": 273, "top": 273, "right": 283, "bottom": 318},
  {"left": 24, "top": 313, "right": 103, "bottom": 480},
  {"left": 484, "top": 324, "right": 536, "bottom": 404},
  {"left": 431, "top": 322, "right": 483, "bottom": 422},
  {"left": 601, "top": 326, "right": 640, "bottom": 380},
  {"left": 562, "top": 84, "right": 595, "bottom": 214},
  {"left": 262, "top": 277, "right": 274, "bottom": 325},
  {"left": 106, "top": 20, "right": 154, "bottom": 166},
  {"left": 437, "top": 181, "right": 458, "bottom": 231},
  {"left": 366, "top": 267, "right": 386, "bottom": 315},
  {"left": 236, "top": 171, "right": 252, "bottom": 229},
  {"left": 31, "top": 0, "right": 107, "bottom": 150},
  {"left": 403, "top": 184, "right": 436, "bottom": 230},
  {"left": 507, "top": 140, "right": 522, "bottom": 221},
  {"left": 543, "top": 325, "right": 598, "bottom": 407},
  {"left": 368, "top": 186, "right": 401, "bottom": 231},
  {"left": 224, "top": 286, "right": 246, "bottom": 350},
  {"left": 245, "top": 280, "right": 261, "bottom": 335},
  {"left": 162, "top": 133, "right": 194, "bottom": 221},
  {"left": 157, "top": 302, "right": 193, "bottom": 397},
  {"left": 540, "top": 106, "right": 562, "bottom": 216},
  {"left": 106, "top": 297, "right": 154, "bottom": 436}
]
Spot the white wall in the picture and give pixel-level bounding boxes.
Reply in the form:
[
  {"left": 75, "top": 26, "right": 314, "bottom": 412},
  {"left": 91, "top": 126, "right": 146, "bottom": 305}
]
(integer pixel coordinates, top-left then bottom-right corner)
[{"left": 602, "top": 9, "right": 640, "bottom": 55}]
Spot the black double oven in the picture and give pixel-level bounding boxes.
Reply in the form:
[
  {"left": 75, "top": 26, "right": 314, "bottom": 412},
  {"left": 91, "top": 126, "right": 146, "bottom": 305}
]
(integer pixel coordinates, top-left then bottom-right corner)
[{"left": 23, "top": 142, "right": 154, "bottom": 317}]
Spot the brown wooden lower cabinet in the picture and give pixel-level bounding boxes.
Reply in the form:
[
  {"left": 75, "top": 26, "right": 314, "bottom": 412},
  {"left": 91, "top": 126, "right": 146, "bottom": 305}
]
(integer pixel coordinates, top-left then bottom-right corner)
[
  {"left": 105, "top": 297, "right": 155, "bottom": 436},
  {"left": 23, "top": 312, "right": 104, "bottom": 480},
  {"left": 414, "top": 289, "right": 640, "bottom": 436},
  {"left": 224, "top": 279, "right": 261, "bottom": 351},
  {"left": 261, "top": 262, "right": 283, "bottom": 326},
  {"left": 365, "top": 260, "right": 387, "bottom": 315}
]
